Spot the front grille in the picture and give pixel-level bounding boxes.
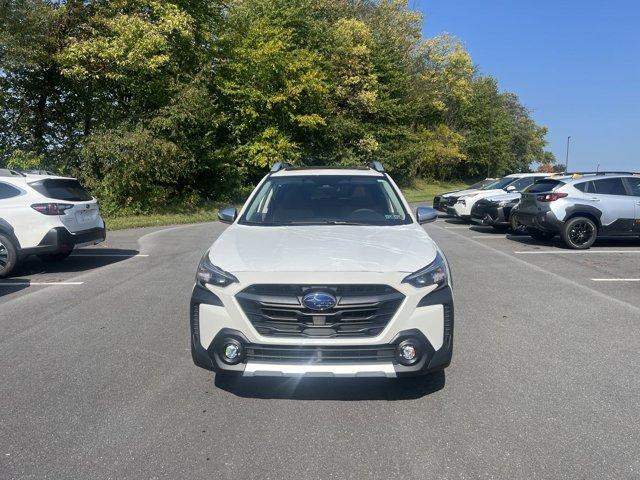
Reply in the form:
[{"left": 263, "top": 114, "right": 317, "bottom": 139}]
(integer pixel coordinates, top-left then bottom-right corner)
[
  {"left": 245, "top": 344, "right": 396, "bottom": 363},
  {"left": 444, "top": 196, "right": 458, "bottom": 207},
  {"left": 236, "top": 284, "right": 404, "bottom": 338},
  {"left": 433, "top": 196, "right": 441, "bottom": 210}
]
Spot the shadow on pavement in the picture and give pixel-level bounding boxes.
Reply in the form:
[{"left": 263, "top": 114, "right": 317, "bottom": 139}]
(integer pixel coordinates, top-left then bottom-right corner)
[
  {"left": 443, "top": 218, "right": 467, "bottom": 225},
  {"left": 0, "top": 248, "right": 141, "bottom": 298},
  {"left": 15, "top": 248, "right": 141, "bottom": 276},
  {"left": 505, "top": 235, "right": 640, "bottom": 249},
  {"left": 214, "top": 370, "right": 445, "bottom": 401},
  {"left": 0, "top": 279, "right": 31, "bottom": 297}
]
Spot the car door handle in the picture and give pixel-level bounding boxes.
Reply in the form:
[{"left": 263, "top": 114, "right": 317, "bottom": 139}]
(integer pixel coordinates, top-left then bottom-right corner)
[{"left": 589, "top": 197, "right": 600, "bottom": 202}]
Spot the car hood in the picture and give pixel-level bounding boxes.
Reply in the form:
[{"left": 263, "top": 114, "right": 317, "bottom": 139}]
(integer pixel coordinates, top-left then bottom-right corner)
[
  {"left": 209, "top": 224, "right": 438, "bottom": 273},
  {"left": 484, "top": 191, "right": 521, "bottom": 202},
  {"left": 443, "top": 188, "right": 484, "bottom": 198},
  {"left": 459, "top": 188, "right": 510, "bottom": 200}
]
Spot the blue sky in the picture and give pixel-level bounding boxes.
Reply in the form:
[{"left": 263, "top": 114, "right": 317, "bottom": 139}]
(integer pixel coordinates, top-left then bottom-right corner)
[{"left": 415, "top": 0, "right": 639, "bottom": 172}]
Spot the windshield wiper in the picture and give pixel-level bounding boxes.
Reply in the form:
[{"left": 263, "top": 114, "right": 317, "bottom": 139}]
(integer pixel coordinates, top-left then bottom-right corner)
[{"left": 287, "top": 220, "right": 370, "bottom": 226}]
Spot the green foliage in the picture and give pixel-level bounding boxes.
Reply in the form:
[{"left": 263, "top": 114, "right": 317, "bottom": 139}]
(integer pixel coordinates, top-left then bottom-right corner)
[
  {"left": 0, "top": 0, "right": 555, "bottom": 212},
  {"left": 5, "top": 150, "right": 45, "bottom": 170}
]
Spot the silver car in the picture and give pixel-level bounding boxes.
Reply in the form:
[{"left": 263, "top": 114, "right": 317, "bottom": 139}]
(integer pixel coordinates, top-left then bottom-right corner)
[{"left": 514, "top": 173, "right": 640, "bottom": 249}]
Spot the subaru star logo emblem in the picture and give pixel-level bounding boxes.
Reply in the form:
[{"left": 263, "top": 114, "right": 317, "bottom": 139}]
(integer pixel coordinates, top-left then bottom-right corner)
[{"left": 302, "top": 292, "right": 337, "bottom": 311}]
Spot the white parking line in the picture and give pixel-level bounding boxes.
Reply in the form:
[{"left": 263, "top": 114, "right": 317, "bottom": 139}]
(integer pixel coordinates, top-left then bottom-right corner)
[
  {"left": 0, "top": 282, "right": 84, "bottom": 286},
  {"left": 592, "top": 279, "right": 640, "bottom": 282},
  {"left": 515, "top": 250, "right": 640, "bottom": 255},
  {"left": 70, "top": 254, "right": 149, "bottom": 257}
]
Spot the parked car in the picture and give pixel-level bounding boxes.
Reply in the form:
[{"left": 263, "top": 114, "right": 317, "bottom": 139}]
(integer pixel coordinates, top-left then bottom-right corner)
[
  {"left": 0, "top": 169, "right": 106, "bottom": 277},
  {"left": 450, "top": 173, "right": 549, "bottom": 221},
  {"left": 470, "top": 175, "right": 552, "bottom": 231},
  {"left": 190, "top": 162, "right": 454, "bottom": 378},
  {"left": 433, "top": 178, "right": 497, "bottom": 212},
  {"left": 513, "top": 172, "right": 640, "bottom": 249}
]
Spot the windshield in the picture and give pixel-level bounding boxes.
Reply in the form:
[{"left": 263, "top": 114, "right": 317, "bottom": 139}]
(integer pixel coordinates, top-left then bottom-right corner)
[
  {"left": 483, "top": 177, "right": 518, "bottom": 190},
  {"left": 239, "top": 175, "right": 411, "bottom": 226},
  {"left": 469, "top": 179, "right": 496, "bottom": 189}
]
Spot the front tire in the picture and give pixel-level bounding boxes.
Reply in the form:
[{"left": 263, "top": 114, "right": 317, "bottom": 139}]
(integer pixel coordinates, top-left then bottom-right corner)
[
  {"left": 527, "top": 228, "right": 556, "bottom": 242},
  {"left": 509, "top": 215, "right": 528, "bottom": 235},
  {"left": 38, "top": 250, "right": 73, "bottom": 262},
  {"left": 561, "top": 217, "right": 598, "bottom": 249},
  {"left": 0, "top": 233, "right": 18, "bottom": 278}
]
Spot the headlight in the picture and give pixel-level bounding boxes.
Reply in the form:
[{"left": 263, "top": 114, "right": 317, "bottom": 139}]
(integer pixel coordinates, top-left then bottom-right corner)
[
  {"left": 196, "top": 250, "right": 238, "bottom": 287},
  {"left": 402, "top": 251, "right": 450, "bottom": 290},
  {"left": 457, "top": 199, "right": 466, "bottom": 206}
]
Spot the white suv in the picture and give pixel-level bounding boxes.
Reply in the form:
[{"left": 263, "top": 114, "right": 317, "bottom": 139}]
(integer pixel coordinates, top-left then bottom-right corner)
[
  {"left": 0, "top": 169, "right": 106, "bottom": 277},
  {"left": 190, "top": 163, "right": 454, "bottom": 378},
  {"left": 449, "top": 173, "right": 550, "bottom": 221}
]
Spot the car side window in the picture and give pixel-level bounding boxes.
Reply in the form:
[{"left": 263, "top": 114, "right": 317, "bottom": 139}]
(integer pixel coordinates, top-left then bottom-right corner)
[
  {"left": 592, "top": 178, "right": 627, "bottom": 195},
  {"left": 625, "top": 177, "right": 640, "bottom": 197},
  {"left": 0, "top": 182, "right": 21, "bottom": 200},
  {"left": 574, "top": 182, "right": 587, "bottom": 192}
]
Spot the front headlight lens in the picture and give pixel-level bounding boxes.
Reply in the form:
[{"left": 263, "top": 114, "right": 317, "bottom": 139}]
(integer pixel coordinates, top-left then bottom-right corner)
[
  {"left": 402, "top": 251, "right": 449, "bottom": 289},
  {"left": 196, "top": 250, "right": 238, "bottom": 287}
]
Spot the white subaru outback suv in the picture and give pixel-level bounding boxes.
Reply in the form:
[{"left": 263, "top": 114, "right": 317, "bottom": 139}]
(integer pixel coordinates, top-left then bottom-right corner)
[
  {"left": 190, "top": 163, "right": 454, "bottom": 378},
  {"left": 0, "top": 169, "right": 106, "bottom": 277}
]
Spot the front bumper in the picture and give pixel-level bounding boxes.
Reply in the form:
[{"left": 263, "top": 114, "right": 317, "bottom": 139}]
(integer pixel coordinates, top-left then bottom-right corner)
[
  {"left": 449, "top": 202, "right": 471, "bottom": 221},
  {"left": 433, "top": 196, "right": 448, "bottom": 212},
  {"left": 190, "top": 280, "right": 454, "bottom": 378},
  {"left": 20, "top": 226, "right": 107, "bottom": 256},
  {"left": 512, "top": 210, "right": 562, "bottom": 232},
  {"left": 470, "top": 202, "right": 512, "bottom": 226}
]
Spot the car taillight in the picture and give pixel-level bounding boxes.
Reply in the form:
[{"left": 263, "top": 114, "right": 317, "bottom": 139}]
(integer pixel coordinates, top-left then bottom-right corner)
[
  {"left": 31, "top": 203, "right": 74, "bottom": 215},
  {"left": 536, "top": 192, "right": 568, "bottom": 202}
]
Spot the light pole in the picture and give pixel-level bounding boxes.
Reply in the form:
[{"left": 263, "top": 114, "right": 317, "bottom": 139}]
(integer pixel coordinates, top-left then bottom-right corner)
[{"left": 565, "top": 136, "right": 571, "bottom": 173}]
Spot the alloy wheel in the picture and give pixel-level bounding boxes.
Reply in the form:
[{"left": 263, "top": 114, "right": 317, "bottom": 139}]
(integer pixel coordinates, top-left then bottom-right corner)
[
  {"left": 0, "top": 240, "right": 7, "bottom": 268},
  {"left": 568, "top": 221, "right": 595, "bottom": 246}
]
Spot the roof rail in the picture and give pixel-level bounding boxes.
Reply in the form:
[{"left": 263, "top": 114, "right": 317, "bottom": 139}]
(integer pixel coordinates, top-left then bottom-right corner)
[
  {"left": 0, "top": 168, "right": 25, "bottom": 178},
  {"left": 368, "top": 161, "right": 385, "bottom": 173},
  {"left": 565, "top": 171, "right": 637, "bottom": 176},
  {"left": 20, "top": 169, "right": 56, "bottom": 176},
  {"left": 270, "top": 162, "right": 291, "bottom": 173}
]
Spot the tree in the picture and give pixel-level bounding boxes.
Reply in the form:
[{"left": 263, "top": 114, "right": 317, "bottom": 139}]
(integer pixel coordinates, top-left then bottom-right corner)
[{"left": 0, "top": 0, "right": 555, "bottom": 212}]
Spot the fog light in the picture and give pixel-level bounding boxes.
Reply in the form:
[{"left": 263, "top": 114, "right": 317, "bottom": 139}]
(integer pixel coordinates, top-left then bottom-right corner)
[
  {"left": 396, "top": 339, "right": 420, "bottom": 366},
  {"left": 400, "top": 344, "right": 416, "bottom": 361},
  {"left": 224, "top": 343, "right": 239, "bottom": 360},
  {"left": 220, "top": 339, "right": 243, "bottom": 365}
]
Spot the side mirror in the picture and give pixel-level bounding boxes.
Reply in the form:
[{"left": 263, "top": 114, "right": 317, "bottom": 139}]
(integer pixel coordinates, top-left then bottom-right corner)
[
  {"left": 506, "top": 185, "right": 516, "bottom": 192},
  {"left": 218, "top": 207, "right": 237, "bottom": 224},
  {"left": 416, "top": 207, "right": 438, "bottom": 224}
]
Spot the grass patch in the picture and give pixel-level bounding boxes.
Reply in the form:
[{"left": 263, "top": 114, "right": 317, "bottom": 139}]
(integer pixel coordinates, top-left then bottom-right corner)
[
  {"left": 105, "top": 204, "right": 222, "bottom": 231},
  {"left": 103, "top": 179, "right": 472, "bottom": 230},
  {"left": 401, "top": 179, "right": 471, "bottom": 204}
]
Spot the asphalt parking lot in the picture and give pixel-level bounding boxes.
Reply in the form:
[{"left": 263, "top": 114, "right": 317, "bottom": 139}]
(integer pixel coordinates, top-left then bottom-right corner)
[{"left": 1, "top": 217, "right": 639, "bottom": 479}]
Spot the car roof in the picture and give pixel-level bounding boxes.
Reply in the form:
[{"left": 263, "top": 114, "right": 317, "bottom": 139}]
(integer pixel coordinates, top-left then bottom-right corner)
[
  {"left": 551, "top": 173, "right": 638, "bottom": 184},
  {"left": 23, "top": 173, "right": 76, "bottom": 181},
  {"left": 504, "top": 173, "right": 551, "bottom": 178},
  {"left": 270, "top": 167, "right": 384, "bottom": 178},
  {"left": 0, "top": 171, "right": 77, "bottom": 185}
]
